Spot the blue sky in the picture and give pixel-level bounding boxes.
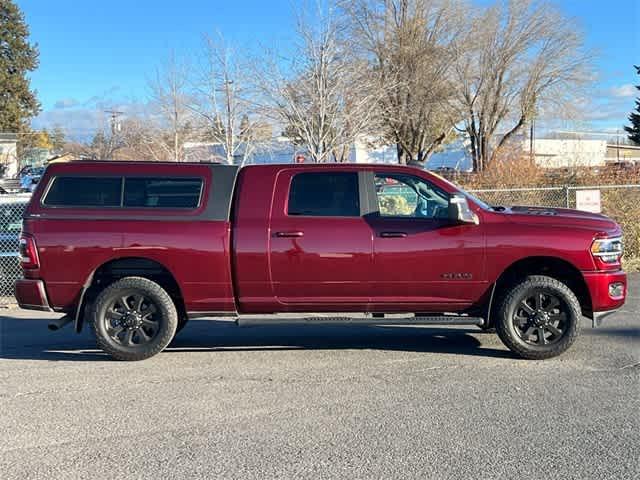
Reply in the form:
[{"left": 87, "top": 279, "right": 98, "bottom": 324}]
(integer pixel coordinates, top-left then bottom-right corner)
[{"left": 17, "top": 0, "right": 640, "bottom": 139}]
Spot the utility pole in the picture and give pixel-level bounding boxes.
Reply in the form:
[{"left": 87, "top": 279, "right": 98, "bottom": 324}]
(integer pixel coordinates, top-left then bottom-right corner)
[
  {"left": 224, "top": 78, "right": 234, "bottom": 165},
  {"left": 104, "top": 110, "right": 123, "bottom": 136},
  {"left": 530, "top": 118, "right": 535, "bottom": 162},
  {"left": 104, "top": 110, "right": 123, "bottom": 160}
]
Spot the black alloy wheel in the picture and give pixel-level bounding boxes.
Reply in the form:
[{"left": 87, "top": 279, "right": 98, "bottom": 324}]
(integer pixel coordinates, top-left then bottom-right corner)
[
  {"left": 496, "top": 275, "right": 581, "bottom": 360},
  {"left": 512, "top": 290, "right": 568, "bottom": 346},
  {"left": 91, "top": 277, "right": 178, "bottom": 361},
  {"left": 102, "top": 292, "right": 160, "bottom": 347}
]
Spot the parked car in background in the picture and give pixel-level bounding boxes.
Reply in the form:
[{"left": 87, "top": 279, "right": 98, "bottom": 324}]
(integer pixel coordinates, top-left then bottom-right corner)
[
  {"left": 0, "top": 195, "right": 30, "bottom": 291},
  {"left": 19, "top": 165, "right": 45, "bottom": 192}
]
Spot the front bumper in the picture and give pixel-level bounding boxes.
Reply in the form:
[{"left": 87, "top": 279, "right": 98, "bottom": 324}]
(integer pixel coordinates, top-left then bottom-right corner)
[
  {"left": 583, "top": 270, "right": 627, "bottom": 327},
  {"left": 15, "top": 279, "right": 53, "bottom": 312}
]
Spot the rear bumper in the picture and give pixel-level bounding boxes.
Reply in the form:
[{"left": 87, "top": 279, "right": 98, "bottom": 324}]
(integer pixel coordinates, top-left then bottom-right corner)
[
  {"left": 15, "top": 279, "right": 53, "bottom": 312},
  {"left": 583, "top": 270, "right": 626, "bottom": 326}
]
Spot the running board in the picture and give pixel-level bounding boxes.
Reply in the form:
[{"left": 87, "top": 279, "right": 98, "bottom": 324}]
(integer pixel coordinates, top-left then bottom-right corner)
[{"left": 236, "top": 315, "right": 485, "bottom": 327}]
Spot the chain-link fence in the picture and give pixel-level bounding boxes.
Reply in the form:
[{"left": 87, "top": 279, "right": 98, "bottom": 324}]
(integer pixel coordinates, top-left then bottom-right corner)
[
  {"left": 0, "top": 194, "right": 29, "bottom": 306},
  {"left": 467, "top": 186, "right": 567, "bottom": 208},
  {"left": 467, "top": 184, "right": 640, "bottom": 210}
]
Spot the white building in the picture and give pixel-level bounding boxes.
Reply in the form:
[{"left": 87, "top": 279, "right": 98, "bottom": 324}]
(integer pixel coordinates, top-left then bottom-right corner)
[
  {"left": 351, "top": 137, "right": 473, "bottom": 171},
  {"left": 0, "top": 133, "right": 18, "bottom": 177},
  {"left": 525, "top": 139, "right": 608, "bottom": 169}
]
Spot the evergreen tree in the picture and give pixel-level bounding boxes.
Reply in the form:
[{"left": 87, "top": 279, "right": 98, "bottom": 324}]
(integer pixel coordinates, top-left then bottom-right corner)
[
  {"left": 0, "top": 0, "right": 40, "bottom": 132},
  {"left": 624, "top": 65, "right": 640, "bottom": 145}
]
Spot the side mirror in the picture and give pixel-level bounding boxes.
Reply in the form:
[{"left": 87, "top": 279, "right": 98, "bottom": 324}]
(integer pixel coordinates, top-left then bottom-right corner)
[{"left": 448, "top": 193, "right": 479, "bottom": 225}]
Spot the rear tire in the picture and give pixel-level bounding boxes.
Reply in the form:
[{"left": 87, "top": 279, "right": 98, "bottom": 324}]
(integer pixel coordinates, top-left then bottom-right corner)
[
  {"left": 496, "top": 275, "right": 581, "bottom": 360},
  {"left": 91, "top": 277, "right": 178, "bottom": 361}
]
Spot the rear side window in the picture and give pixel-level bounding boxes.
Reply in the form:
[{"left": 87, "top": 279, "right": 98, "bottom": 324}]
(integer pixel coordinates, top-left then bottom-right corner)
[
  {"left": 288, "top": 172, "right": 359, "bottom": 217},
  {"left": 123, "top": 178, "right": 203, "bottom": 208},
  {"left": 43, "top": 177, "right": 121, "bottom": 207}
]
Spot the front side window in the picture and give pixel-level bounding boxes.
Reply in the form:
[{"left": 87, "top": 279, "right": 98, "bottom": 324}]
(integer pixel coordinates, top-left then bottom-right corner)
[
  {"left": 288, "top": 172, "right": 359, "bottom": 217},
  {"left": 43, "top": 177, "right": 121, "bottom": 207},
  {"left": 123, "top": 177, "right": 203, "bottom": 208},
  {"left": 375, "top": 173, "right": 449, "bottom": 219}
]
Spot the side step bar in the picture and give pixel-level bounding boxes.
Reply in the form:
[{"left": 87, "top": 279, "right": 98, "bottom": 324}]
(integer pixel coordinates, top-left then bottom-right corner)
[{"left": 236, "top": 315, "right": 485, "bottom": 327}]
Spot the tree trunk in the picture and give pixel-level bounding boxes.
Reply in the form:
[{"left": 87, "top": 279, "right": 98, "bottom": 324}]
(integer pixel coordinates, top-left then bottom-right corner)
[
  {"left": 481, "top": 136, "right": 490, "bottom": 172},
  {"left": 489, "top": 115, "right": 527, "bottom": 165},
  {"left": 397, "top": 144, "right": 408, "bottom": 164}
]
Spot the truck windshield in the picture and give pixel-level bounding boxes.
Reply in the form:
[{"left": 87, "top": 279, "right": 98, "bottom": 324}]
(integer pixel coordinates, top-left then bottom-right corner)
[
  {"left": 428, "top": 172, "right": 493, "bottom": 211},
  {"left": 461, "top": 190, "right": 493, "bottom": 211}
]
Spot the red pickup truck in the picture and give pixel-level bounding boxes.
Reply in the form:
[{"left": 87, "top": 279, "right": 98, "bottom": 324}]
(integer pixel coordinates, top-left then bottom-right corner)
[{"left": 16, "top": 161, "right": 626, "bottom": 361}]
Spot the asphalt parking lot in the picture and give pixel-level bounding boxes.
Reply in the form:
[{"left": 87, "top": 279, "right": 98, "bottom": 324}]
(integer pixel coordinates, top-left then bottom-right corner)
[{"left": 1, "top": 278, "right": 638, "bottom": 480}]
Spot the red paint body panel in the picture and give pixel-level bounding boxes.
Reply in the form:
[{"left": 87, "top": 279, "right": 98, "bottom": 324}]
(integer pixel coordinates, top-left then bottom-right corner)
[
  {"left": 367, "top": 216, "right": 486, "bottom": 310},
  {"left": 15, "top": 279, "right": 51, "bottom": 310},
  {"left": 16, "top": 162, "right": 627, "bottom": 319},
  {"left": 583, "top": 270, "right": 627, "bottom": 312},
  {"left": 231, "top": 166, "right": 278, "bottom": 312},
  {"left": 268, "top": 168, "right": 373, "bottom": 309},
  {"left": 26, "top": 218, "right": 235, "bottom": 312}
]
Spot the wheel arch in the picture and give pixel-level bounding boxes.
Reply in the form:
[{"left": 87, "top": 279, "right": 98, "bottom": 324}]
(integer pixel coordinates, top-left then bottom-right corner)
[
  {"left": 487, "top": 256, "right": 592, "bottom": 327},
  {"left": 75, "top": 256, "right": 186, "bottom": 332}
]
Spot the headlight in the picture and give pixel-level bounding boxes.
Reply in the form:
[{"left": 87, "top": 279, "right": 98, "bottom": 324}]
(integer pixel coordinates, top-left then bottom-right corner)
[{"left": 591, "top": 237, "right": 623, "bottom": 264}]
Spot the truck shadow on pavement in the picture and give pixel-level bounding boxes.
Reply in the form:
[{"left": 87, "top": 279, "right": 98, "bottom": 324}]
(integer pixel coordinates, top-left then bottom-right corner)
[{"left": 0, "top": 316, "right": 515, "bottom": 361}]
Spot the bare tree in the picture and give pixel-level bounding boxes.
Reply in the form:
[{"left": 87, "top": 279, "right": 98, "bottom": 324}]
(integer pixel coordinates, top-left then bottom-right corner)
[
  {"left": 84, "top": 113, "right": 125, "bottom": 160},
  {"left": 115, "top": 117, "right": 175, "bottom": 161},
  {"left": 255, "top": 2, "right": 380, "bottom": 163},
  {"left": 148, "top": 51, "right": 195, "bottom": 162},
  {"left": 189, "top": 35, "right": 265, "bottom": 165},
  {"left": 452, "top": 0, "right": 590, "bottom": 171},
  {"left": 345, "top": 0, "right": 464, "bottom": 164}
]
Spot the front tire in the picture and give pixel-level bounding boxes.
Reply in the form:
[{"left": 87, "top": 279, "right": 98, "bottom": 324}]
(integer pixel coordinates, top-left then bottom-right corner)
[
  {"left": 91, "top": 277, "right": 178, "bottom": 361},
  {"left": 496, "top": 275, "right": 581, "bottom": 360}
]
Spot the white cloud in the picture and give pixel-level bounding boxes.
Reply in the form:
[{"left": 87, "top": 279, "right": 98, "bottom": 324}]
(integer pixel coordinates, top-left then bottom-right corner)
[
  {"left": 610, "top": 83, "right": 637, "bottom": 98},
  {"left": 53, "top": 98, "right": 80, "bottom": 109},
  {"left": 33, "top": 96, "right": 149, "bottom": 141},
  {"left": 31, "top": 85, "right": 149, "bottom": 141}
]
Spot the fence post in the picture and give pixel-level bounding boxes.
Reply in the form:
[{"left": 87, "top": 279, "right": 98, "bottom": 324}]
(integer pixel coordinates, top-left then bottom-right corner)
[{"left": 565, "top": 186, "right": 570, "bottom": 208}]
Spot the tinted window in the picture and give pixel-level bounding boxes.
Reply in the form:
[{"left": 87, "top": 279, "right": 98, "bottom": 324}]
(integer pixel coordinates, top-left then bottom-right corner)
[
  {"left": 44, "top": 177, "right": 121, "bottom": 207},
  {"left": 288, "top": 172, "right": 359, "bottom": 217},
  {"left": 123, "top": 177, "right": 203, "bottom": 208}
]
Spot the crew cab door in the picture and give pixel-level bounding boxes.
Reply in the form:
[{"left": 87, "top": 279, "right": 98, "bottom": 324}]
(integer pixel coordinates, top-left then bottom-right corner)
[
  {"left": 366, "top": 171, "right": 486, "bottom": 311},
  {"left": 268, "top": 169, "right": 374, "bottom": 309}
]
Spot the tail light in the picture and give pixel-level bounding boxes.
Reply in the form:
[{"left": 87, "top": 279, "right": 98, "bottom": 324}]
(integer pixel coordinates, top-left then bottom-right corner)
[{"left": 19, "top": 233, "right": 40, "bottom": 269}]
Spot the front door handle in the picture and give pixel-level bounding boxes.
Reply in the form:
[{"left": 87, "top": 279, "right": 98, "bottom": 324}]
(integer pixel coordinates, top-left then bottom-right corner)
[
  {"left": 275, "top": 231, "right": 304, "bottom": 238},
  {"left": 380, "top": 231, "right": 408, "bottom": 238}
]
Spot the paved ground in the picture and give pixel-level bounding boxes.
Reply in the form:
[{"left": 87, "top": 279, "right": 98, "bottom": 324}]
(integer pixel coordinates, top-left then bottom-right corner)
[{"left": 1, "top": 279, "right": 638, "bottom": 479}]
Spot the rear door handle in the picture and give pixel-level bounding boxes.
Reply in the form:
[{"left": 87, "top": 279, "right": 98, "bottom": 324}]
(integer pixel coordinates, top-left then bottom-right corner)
[
  {"left": 380, "top": 231, "right": 408, "bottom": 238},
  {"left": 275, "top": 231, "right": 304, "bottom": 238}
]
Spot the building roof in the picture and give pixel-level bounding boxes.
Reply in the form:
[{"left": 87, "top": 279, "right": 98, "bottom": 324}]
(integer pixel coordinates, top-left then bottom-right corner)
[{"left": 0, "top": 133, "right": 18, "bottom": 142}]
